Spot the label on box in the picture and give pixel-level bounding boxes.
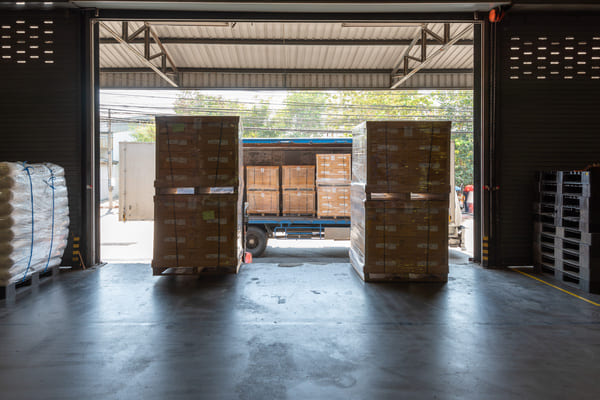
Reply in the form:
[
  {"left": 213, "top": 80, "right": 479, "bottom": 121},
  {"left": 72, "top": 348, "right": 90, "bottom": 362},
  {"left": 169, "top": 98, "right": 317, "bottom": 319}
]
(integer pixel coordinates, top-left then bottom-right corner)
[
  {"left": 417, "top": 225, "right": 439, "bottom": 232},
  {"left": 167, "top": 139, "right": 188, "bottom": 145},
  {"left": 417, "top": 243, "right": 439, "bottom": 250},
  {"left": 376, "top": 144, "right": 399, "bottom": 152},
  {"left": 165, "top": 236, "right": 185, "bottom": 244},
  {"left": 164, "top": 219, "right": 186, "bottom": 225},
  {"left": 419, "top": 145, "right": 441, "bottom": 152},
  {"left": 376, "top": 243, "right": 397, "bottom": 250},
  {"left": 208, "top": 156, "right": 228, "bottom": 163},
  {"left": 376, "top": 225, "right": 397, "bottom": 232},
  {"left": 207, "top": 139, "right": 230, "bottom": 145},
  {"left": 419, "top": 163, "right": 441, "bottom": 169},
  {"left": 170, "top": 123, "right": 185, "bottom": 133},
  {"left": 417, "top": 260, "right": 439, "bottom": 267},
  {"left": 207, "top": 236, "right": 228, "bottom": 242},
  {"left": 202, "top": 211, "right": 215, "bottom": 220},
  {"left": 377, "top": 163, "right": 398, "bottom": 170}
]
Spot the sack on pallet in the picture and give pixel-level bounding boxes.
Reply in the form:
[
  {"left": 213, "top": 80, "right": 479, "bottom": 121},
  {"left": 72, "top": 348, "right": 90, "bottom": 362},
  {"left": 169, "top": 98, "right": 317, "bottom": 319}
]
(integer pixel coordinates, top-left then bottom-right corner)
[{"left": 0, "top": 162, "right": 70, "bottom": 285}]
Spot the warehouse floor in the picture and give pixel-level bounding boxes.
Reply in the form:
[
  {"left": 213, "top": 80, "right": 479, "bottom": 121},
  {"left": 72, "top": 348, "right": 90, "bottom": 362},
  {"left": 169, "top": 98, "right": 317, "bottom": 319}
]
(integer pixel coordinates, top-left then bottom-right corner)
[{"left": 1, "top": 251, "right": 600, "bottom": 399}]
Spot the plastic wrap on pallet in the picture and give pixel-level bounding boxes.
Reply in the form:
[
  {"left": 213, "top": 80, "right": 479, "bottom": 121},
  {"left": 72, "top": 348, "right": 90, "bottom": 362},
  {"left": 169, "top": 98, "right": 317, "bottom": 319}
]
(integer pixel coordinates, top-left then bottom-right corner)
[
  {"left": 0, "top": 162, "right": 69, "bottom": 285},
  {"left": 351, "top": 121, "right": 451, "bottom": 194}
]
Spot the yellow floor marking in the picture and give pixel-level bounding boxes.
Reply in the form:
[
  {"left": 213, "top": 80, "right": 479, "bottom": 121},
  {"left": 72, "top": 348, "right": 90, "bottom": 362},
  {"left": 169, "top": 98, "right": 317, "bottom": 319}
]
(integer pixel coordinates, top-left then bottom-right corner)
[{"left": 514, "top": 269, "right": 600, "bottom": 307}]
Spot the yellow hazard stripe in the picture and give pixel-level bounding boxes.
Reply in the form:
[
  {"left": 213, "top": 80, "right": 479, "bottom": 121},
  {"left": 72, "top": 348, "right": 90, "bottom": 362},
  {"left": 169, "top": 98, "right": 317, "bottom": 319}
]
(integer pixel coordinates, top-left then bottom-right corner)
[{"left": 514, "top": 269, "right": 600, "bottom": 307}]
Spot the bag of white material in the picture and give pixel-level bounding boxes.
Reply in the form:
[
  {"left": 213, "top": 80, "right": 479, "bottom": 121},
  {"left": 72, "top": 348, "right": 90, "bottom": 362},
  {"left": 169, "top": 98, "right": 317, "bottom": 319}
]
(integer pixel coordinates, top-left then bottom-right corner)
[{"left": 0, "top": 162, "right": 70, "bottom": 285}]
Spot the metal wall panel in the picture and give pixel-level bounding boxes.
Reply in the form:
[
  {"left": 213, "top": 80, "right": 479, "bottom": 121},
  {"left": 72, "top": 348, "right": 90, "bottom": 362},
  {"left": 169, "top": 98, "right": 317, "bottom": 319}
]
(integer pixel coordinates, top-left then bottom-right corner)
[
  {"left": 493, "top": 14, "right": 600, "bottom": 266},
  {"left": 0, "top": 10, "right": 86, "bottom": 266}
]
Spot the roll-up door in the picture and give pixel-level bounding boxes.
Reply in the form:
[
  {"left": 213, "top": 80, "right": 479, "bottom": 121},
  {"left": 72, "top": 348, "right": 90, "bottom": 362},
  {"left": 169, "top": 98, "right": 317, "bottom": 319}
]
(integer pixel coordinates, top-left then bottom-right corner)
[
  {"left": 492, "top": 14, "right": 600, "bottom": 266},
  {"left": 0, "top": 10, "right": 88, "bottom": 266}
]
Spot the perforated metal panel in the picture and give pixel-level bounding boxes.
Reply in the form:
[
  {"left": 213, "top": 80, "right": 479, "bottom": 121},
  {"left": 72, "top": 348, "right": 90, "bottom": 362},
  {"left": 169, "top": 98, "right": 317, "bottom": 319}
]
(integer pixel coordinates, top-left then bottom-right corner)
[
  {"left": 506, "top": 33, "right": 600, "bottom": 81},
  {"left": 493, "top": 14, "right": 600, "bottom": 267},
  {"left": 0, "top": 17, "right": 55, "bottom": 65},
  {"left": 0, "top": 10, "right": 86, "bottom": 267}
]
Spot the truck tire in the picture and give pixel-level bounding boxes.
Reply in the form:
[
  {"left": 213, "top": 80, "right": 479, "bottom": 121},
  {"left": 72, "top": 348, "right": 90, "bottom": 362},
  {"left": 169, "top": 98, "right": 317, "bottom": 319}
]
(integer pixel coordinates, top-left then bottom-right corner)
[{"left": 246, "top": 226, "right": 268, "bottom": 258}]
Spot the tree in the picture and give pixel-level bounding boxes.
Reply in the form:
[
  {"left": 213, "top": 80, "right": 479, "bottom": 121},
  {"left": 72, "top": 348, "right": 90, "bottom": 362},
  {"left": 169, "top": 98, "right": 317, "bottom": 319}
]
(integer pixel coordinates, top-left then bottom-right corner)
[
  {"left": 168, "top": 89, "right": 474, "bottom": 186},
  {"left": 131, "top": 123, "right": 155, "bottom": 142}
]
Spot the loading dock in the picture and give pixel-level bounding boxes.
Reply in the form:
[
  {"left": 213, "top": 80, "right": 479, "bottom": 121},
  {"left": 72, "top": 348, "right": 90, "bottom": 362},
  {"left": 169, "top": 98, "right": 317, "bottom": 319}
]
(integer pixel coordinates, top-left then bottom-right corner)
[{"left": 1, "top": 1, "right": 600, "bottom": 398}]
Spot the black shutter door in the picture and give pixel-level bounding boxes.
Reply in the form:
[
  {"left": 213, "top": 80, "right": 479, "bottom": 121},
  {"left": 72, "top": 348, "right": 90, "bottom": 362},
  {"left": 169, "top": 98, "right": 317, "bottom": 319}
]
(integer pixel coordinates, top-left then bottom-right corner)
[
  {"left": 0, "top": 9, "right": 86, "bottom": 266},
  {"left": 494, "top": 14, "right": 600, "bottom": 266}
]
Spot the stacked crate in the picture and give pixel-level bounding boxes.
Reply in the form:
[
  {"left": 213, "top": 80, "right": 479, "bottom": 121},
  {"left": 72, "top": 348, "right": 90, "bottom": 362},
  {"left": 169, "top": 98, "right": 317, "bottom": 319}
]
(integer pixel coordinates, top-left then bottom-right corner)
[
  {"left": 349, "top": 121, "right": 451, "bottom": 282},
  {"left": 246, "top": 166, "right": 279, "bottom": 215},
  {"left": 152, "top": 116, "right": 243, "bottom": 276},
  {"left": 534, "top": 169, "right": 600, "bottom": 293},
  {"left": 316, "top": 154, "right": 351, "bottom": 218},
  {"left": 282, "top": 165, "right": 315, "bottom": 215}
]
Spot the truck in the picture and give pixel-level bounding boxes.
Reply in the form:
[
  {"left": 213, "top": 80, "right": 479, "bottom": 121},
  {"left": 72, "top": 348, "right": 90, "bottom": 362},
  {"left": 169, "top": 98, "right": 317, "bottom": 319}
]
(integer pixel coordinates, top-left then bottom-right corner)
[
  {"left": 243, "top": 138, "right": 352, "bottom": 257},
  {"left": 242, "top": 138, "right": 464, "bottom": 257}
]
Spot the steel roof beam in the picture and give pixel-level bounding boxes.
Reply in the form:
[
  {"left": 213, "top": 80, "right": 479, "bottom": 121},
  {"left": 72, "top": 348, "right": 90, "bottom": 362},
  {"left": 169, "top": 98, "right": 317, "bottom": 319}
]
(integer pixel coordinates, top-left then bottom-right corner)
[
  {"left": 98, "top": 37, "right": 474, "bottom": 46},
  {"left": 99, "top": 37, "right": 475, "bottom": 46},
  {"left": 391, "top": 24, "right": 472, "bottom": 89},
  {"left": 98, "top": 22, "right": 179, "bottom": 87},
  {"left": 100, "top": 67, "right": 473, "bottom": 75}
]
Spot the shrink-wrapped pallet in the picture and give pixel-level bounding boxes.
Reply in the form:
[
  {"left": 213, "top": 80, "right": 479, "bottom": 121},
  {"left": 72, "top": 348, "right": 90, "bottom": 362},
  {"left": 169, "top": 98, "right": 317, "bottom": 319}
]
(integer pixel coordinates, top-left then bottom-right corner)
[{"left": 0, "top": 162, "right": 69, "bottom": 285}]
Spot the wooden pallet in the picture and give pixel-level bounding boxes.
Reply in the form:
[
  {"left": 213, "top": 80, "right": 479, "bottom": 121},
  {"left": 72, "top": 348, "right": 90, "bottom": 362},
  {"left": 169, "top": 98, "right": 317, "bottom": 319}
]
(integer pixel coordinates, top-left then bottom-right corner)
[
  {"left": 0, "top": 266, "right": 60, "bottom": 303},
  {"left": 152, "top": 264, "right": 240, "bottom": 276},
  {"left": 351, "top": 258, "right": 447, "bottom": 283}
]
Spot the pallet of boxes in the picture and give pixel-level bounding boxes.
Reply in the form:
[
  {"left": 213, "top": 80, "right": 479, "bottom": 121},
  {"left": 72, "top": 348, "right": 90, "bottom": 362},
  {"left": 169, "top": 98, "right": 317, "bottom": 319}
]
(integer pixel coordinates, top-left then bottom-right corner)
[
  {"left": 316, "top": 154, "right": 351, "bottom": 218},
  {"left": 282, "top": 165, "right": 315, "bottom": 216},
  {"left": 246, "top": 166, "right": 279, "bottom": 215},
  {"left": 152, "top": 116, "right": 243, "bottom": 276},
  {"left": 349, "top": 121, "right": 451, "bottom": 282}
]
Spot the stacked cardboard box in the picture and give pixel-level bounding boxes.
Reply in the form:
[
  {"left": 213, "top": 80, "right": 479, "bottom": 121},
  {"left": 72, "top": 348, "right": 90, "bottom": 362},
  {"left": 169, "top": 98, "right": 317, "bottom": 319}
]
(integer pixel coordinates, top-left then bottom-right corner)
[
  {"left": 349, "top": 121, "right": 451, "bottom": 282},
  {"left": 282, "top": 165, "right": 315, "bottom": 215},
  {"left": 152, "top": 116, "right": 243, "bottom": 275},
  {"left": 246, "top": 166, "right": 279, "bottom": 215},
  {"left": 316, "top": 154, "right": 351, "bottom": 218}
]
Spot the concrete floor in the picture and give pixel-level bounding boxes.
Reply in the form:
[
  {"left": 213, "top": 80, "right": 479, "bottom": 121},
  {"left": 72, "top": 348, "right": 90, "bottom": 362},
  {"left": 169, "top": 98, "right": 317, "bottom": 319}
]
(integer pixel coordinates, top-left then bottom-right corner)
[{"left": 1, "top": 250, "right": 600, "bottom": 399}]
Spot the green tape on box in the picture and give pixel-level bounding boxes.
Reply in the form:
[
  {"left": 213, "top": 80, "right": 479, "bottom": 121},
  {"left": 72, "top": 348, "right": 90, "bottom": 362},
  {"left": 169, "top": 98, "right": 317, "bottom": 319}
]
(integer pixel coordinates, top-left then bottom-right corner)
[
  {"left": 171, "top": 123, "right": 185, "bottom": 133},
  {"left": 202, "top": 211, "right": 215, "bottom": 220}
]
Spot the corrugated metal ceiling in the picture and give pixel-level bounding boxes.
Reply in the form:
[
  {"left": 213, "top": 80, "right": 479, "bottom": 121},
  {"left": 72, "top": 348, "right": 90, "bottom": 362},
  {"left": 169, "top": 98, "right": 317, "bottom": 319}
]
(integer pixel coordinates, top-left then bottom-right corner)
[{"left": 99, "top": 21, "right": 474, "bottom": 89}]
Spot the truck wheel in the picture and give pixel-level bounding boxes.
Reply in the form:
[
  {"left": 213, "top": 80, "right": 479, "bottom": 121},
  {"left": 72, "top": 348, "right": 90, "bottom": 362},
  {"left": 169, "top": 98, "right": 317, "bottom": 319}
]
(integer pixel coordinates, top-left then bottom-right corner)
[{"left": 246, "top": 226, "right": 268, "bottom": 258}]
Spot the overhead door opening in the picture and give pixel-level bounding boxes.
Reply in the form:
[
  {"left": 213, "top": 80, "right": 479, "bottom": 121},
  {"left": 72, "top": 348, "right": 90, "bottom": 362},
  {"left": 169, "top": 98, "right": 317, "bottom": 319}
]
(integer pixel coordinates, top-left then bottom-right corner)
[{"left": 95, "top": 19, "right": 479, "bottom": 277}]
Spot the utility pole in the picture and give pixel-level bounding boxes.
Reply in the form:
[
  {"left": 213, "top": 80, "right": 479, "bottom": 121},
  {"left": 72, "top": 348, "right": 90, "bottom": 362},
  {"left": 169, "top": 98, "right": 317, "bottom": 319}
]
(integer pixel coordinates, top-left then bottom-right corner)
[{"left": 107, "top": 108, "right": 114, "bottom": 210}]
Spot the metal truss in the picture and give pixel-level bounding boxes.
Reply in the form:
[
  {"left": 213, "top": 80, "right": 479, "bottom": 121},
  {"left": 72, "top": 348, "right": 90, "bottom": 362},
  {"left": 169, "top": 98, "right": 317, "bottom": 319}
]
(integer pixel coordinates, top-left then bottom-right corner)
[
  {"left": 98, "top": 21, "right": 179, "bottom": 87},
  {"left": 391, "top": 24, "right": 472, "bottom": 89}
]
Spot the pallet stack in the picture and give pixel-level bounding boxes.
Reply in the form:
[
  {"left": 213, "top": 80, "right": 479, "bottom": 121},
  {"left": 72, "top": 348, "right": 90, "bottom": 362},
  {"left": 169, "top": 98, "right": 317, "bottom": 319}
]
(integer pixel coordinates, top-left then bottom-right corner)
[
  {"left": 152, "top": 116, "right": 243, "bottom": 276},
  {"left": 349, "top": 121, "right": 451, "bottom": 282},
  {"left": 534, "top": 169, "right": 600, "bottom": 293},
  {"left": 246, "top": 166, "right": 279, "bottom": 215},
  {"left": 316, "top": 154, "right": 351, "bottom": 218},
  {"left": 282, "top": 165, "right": 315, "bottom": 216}
]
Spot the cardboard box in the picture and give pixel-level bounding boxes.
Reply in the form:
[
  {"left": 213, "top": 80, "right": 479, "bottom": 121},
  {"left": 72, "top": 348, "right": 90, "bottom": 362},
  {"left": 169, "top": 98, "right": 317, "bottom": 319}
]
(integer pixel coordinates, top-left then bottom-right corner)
[
  {"left": 246, "top": 166, "right": 279, "bottom": 190},
  {"left": 282, "top": 190, "right": 315, "bottom": 215},
  {"left": 155, "top": 116, "right": 242, "bottom": 191},
  {"left": 152, "top": 193, "right": 242, "bottom": 270},
  {"left": 350, "top": 185, "right": 449, "bottom": 277},
  {"left": 316, "top": 154, "right": 351, "bottom": 185},
  {"left": 247, "top": 190, "right": 279, "bottom": 215},
  {"left": 282, "top": 165, "right": 315, "bottom": 189},
  {"left": 352, "top": 121, "right": 451, "bottom": 194},
  {"left": 317, "top": 186, "right": 350, "bottom": 218}
]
